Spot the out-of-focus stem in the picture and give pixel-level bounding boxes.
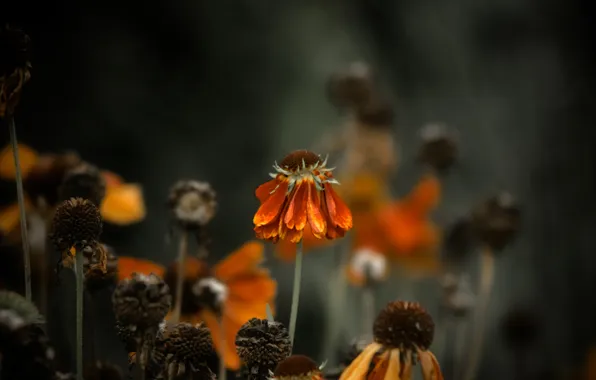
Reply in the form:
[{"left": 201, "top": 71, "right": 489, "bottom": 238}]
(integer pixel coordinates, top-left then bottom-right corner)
[
  {"left": 219, "top": 317, "right": 227, "bottom": 380},
  {"left": 463, "top": 247, "right": 495, "bottom": 380},
  {"left": 361, "top": 285, "right": 375, "bottom": 336},
  {"left": 8, "top": 117, "right": 32, "bottom": 301},
  {"left": 288, "top": 240, "right": 303, "bottom": 349},
  {"left": 75, "top": 250, "right": 84, "bottom": 380},
  {"left": 171, "top": 231, "right": 188, "bottom": 323}
]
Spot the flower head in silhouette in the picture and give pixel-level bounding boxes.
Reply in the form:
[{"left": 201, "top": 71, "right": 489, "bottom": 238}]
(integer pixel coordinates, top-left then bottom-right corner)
[
  {"left": 273, "top": 355, "right": 325, "bottom": 380},
  {"left": 117, "top": 241, "right": 276, "bottom": 370},
  {"left": 340, "top": 301, "right": 443, "bottom": 380},
  {"left": 50, "top": 198, "right": 102, "bottom": 254},
  {"left": 254, "top": 150, "right": 352, "bottom": 243},
  {"left": 471, "top": 192, "right": 521, "bottom": 251}
]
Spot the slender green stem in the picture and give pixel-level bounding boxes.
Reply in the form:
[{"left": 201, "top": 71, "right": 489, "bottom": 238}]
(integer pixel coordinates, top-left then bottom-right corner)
[
  {"left": 288, "top": 240, "right": 303, "bottom": 349},
  {"left": 172, "top": 231, "right": 188, "bottom": 323},
  {"left": 8, "top": 117, "right": 32, "bottom": 301},
  {"left": 75, "top": 250, "right": 84, "bottom": 380},
  {"left": 218, "top": 317, "right": 226, "bottom": 380},
  {"left": 361, "top": 285, "right": 375, "bottom": 336},
  {"left": 266, "top": 303, "right": 274, "bottom": 322}
]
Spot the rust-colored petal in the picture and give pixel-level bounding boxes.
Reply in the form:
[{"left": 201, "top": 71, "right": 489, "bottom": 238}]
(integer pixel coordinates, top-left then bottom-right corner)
[
  {"left": 100, "top": 183, "right": 146, "bottom": 225},
  {"left": 117, "top": 256, "right": 166, "bottom": 281},
  {"left": 226, "top": 272, "right": 276, "bottom": 303},
  {"left": 340, "top": 342, "right": 382, "bottom": 380},
  {"left": 383, "top": 350, "right": 401, "bottom": 380},
  {"left": 418, "top": 349, "right": 444, "bottom": 380},
  {"left": 405, "top": 174, "right": 441, "bottom": 215},
  {"left": 368, "top": 351, "right": 390, "bottom": 380},
  {"left": 0, "top": 143, "right": 39, "bottom": 180},
  {"left": 275, "top": 224, "right": 332, "bottom": 261},
  {"left": 255, "top": 178, "right": 281, "bottom": 203},
  {"left": 214, "top": 241, "right": 264, "bottom": 282},
  {"left": 253, "top": 179, "right": 288, "bottom": 226},
  {"left": 306, "top": 182, "right": 326, "bottom": 239},
  {"left": 283, "top": 179, "right": 309, "bottom": 231},
  {"left": 101, "top": 170, "right": 124, "bottom": 189},
  {"left": 325, "top": 184, "right": 353, "bottom": 230}
]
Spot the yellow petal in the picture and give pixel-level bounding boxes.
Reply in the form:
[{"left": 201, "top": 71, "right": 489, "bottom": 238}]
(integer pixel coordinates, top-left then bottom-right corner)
[{"left": 100, "top": 183, "right": 146, "bottom": 225}]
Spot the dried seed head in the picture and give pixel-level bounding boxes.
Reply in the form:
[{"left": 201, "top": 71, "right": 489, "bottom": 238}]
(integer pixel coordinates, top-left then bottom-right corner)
[
  {"left": 326, "top": 62, "right": 373, "bottom": 110},
  {"left": 500, "top": 307, "right": 540, "bottom": 349},
  {"left": 157, "top": 322, "right": 214, "bottom": 379},
  {"left": 59, "top": 162, "right": 106, "bottom": 206},
  {"left": 356, "top": 101, "right": 395, "bottom": 129},
  {"left": 0, "top": 290, "right": 44, "bottom": 325},
  {"left": 112, "top": 273, "right": 171, "bottom": 329},
  {"left": 50, "top": 197, "right": 102, "bottom": 253},
  {"left": 273, "top": 355, "right": 321, "bottom": 380},
  {"left": 235, "top": 318, "right": 292, "bottom": 368},
  {"left": 279, "top": 150, "right": 322, "bottom": 172},
  {"left": 85, "top": 244, "right": 118, "bottom": 293},
  {"left": 471, "top": 192, "right": 521, "bottom": 251},
  {"left": 83, "top": 361, "right": 124, "bottom": 380},
  {"left": 163, "top": 257, "right": 211, "bottom": 315},
  {"left": 418, "top": 123, "right": 458, "bottom": 172},
  {"left": 0, "top": 25, "right": 31, "bottom": 119},
  {"left": 373, "top": 301, "right": 435, "bottom": 351},
  {"left": 168, "top": 180, "right": 217, "bottom": 230},
  {"left": 24, "top": 152, "right": 82, "bottom": 207}
]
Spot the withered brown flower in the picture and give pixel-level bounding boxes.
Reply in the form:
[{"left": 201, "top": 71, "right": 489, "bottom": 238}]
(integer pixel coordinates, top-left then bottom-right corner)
[
  {"left": 58, "top": 162, "right": 106, "bottom": 206},
  {"left": 168, "top": 180, "right": 217, "bottom": 230},
  {"left": 50, "top": 197, "right": 102, "bottom": 253},
  {"left": 471, "top": 192, "right": 521, "bottom": 251},
  {"left": 417, "top": 123, "right": 458, "bottom": 172},
  {"left": 273, "top": 355, "right": 323, "bottom": 380},
  {"left": 0, "top": 24, "right": 31, "bottom": 119},
  {"left": 236, "top": 318, "right": 292, "bottom": 380},
  {"left": 84, "top": 243, "right": 117, "bottom": 293},
  {"left": 326, "top": 62, "right": 373, "bottom": 110}
]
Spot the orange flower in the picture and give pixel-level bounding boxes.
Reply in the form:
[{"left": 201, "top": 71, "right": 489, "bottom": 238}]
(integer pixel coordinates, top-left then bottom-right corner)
[
  {"left": 254, "top": 149, "right": 353, "bottom": 244},
  {"left": 117, "top": 241, "right": 277, "bottom": 370}
]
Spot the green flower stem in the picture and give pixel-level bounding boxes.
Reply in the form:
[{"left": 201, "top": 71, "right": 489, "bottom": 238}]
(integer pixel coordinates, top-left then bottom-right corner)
[{"left": 288, "top": 240, "right": 303, "bottom": 350}]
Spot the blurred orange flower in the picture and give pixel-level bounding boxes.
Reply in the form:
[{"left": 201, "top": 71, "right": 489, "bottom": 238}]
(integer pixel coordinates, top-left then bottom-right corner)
[
  {"left": 117, "top": 241, "right": 276, "bottom": 370},
  {"left": 254, "top": 150, "right": 353, "bottom": 244}
]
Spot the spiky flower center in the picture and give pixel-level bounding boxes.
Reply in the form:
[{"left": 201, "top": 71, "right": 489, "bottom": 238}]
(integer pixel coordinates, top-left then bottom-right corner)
[
  {"left": 373, "top": 301, "right": 435, "bottom": 351},
  {"left": 272, "top": 150, "right": 339, "bottom": 194}
]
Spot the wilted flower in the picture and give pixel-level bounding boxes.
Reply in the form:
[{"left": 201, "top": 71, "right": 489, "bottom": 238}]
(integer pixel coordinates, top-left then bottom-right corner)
[
  {"left": 58, "top": 162, "right": 106, "bottom": 206},
  {"left": 272, "top": 355, "right": 325, "bottom": 380},
  {"left": 112, "top": 273, "right": 172, "bottom": 370},
  {"left": 417, "top": 123, "right": 458, "bottom": 172},
  {"left": 236, "top": 318, "right": 292, "bottom": 380},
  {"left": 340, "top": 301, "right": 443, "bottom": 380},
  {"left": 118, "top": 241, "right": 276, "bottom": 370},
  {"left": 168, "top": 180, "right": 217, "bottom": 230},
  {"left": 84, "top": 243, "right": 118, "bottom": 293},
  {"left": 0, "top": 24, "right": 32, "bottom": 119},
  {"left": 471, "top": 192, "right": 521, "bottom": 251},
  {"left": 254, "top": 150, "right": 353, "bottom": 243},
  {"left": 155, "top": 322, "right": 215, "bottom": 380},
  {"left": 326, "top": 61, "right": 373, "bottom": 110}
]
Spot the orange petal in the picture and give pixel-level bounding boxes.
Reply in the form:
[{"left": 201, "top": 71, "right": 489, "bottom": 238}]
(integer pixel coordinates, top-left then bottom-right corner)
[
  {"left": 202, "top": 311, "right": 241, "bottom": 370},
  {"left": 224, "top": 298, "right": 267, "bottom": 327},
  {"left": 306, "top": 182, "right": 326, "bottom": 239},
  {"left": 0, "top": 143, "right": 38, "bottom": 180},
  {"left": 100, "top": 183, "right": 146, "bottom": 225},
  {"left": 283, "top": 180, "right": 309, "bottom": 231},
  {"left": 253, "top": 179, "right": 288, "bottom": 226},
  {"left": 101, "top": 170, "right": 124, "bottom": 189},
  {"left": 214, "top": 241, "right": 264, "bottom": 282},
  {"left": 0, "top": 198, "right": 32, "bottom": 235},
  {"left": 117, "top": 256, "right": 166, "bottom": 281},
  {"left": 418, "top": 349, "right": 444, "bottom": 380},
  {"left": 383, "top": 350, "right": 401, "bottom": 380},
  {"left": 255, "top": 178, "right": 280, "bottom": 203},
  {"left": 325, "top": 184, "right": 353, "bottom": 231},
  {"left": 368, "top": 352, "right": 390, "bottom": 380},
  {"left": 406, "top": 174, "right": 441, "bottom": 214},
  {"left": 340, "top": 342, "right": 381, "bottom": 380},
  {"left": 227, "top": 272, "right": 276, "bottom": 303}
]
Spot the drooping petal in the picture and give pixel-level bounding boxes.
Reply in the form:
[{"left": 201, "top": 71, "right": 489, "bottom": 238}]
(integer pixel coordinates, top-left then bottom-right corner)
[
  {"left": 101, "top": 170, "right": 124, "bottom": 189},
  {"left": 340, "top": 342, "right": 382, "bottom": 380},
  {"left": 368, "top": 351, "right": 390, "bottom": 380},
  {"left": 418, "top": 349, "right": 444, "bottom": 380},
  {"left": 325, "top": 184, "right": 353, "bottom": 231},
  {"left": 117, "top": 256, "right": 166, "bottom": 281},
  {"left": 283, "top": 179, "right": 309, "bottom": 231},
  {"left": 383, "top": 350, "right": 401, "bottom": 380},
  {"left": 255, "top": 178, "right": 281, "bottom": 203},
  {"left": 100, "top": 183, "right": 146, "bottom": 225},
  {"left": 306, "top": 182, "right": 326, "bottom": 239},
  {"left": 0, "top": 143, "right": 38, "bottom": 180},
  {"left": 275, "top": 224, "right": 332, "bottom": 260},
  {"left": 401, "top": 351, "right": 413, "bottom": 379},
  {"left": 253, "top": 180, "right": 289, "bottom": 226},
  {"left": 214, "top": 241, "right": 264, "bottom": 282},
  {"left": 226, "top": 272, "right": 276, "bottom": 303}
]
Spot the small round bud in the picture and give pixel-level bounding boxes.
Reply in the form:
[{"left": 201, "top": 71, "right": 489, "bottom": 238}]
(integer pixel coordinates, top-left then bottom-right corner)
[
  {"left": 418, "top": 123, "right": 458, "bottom": 172},
  {"left": 471, "top": 192, "right": 521, "bottom": 251},
  {"left": 373, "top": 301, "right": 435, "bottom": 351},
  {"left": 235, "top": 318, "right": 291, "bottom": 369},
  {"left": 112, "top": 273, "right": 171, "bottom": 329},
  {"left": 326, "top": 62, "right": 373, "bottom": 110},
  {"left": 50, "top": 198, "right": 102, "bottom": 252},
  {"left": 59, "top": 162, "right": 106, "bottom": 206},
  {"left": 168, "top": 180, "right": 217, "bottom": 230}
]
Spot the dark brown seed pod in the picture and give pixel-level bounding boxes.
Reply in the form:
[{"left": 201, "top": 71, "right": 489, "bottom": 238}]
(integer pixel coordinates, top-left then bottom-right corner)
[
  {"left": 112, "top": 273, "right": 171, "bottom": 329},
  {"left": 373, "top": 301, "right": 435, "bottom": 351},
  {"left": 236, "top": 318, "right": 292, "bottom": 376},
  {"left": 83, "top": 361, "right": 124, "bottom": 380},
  {"left": 85, "top": 244, "right": 118, "bottom": 293},
  {"left": 417, "top": 123, "right": 458, "bottom": 172},
  {"left": 59, "top": 162, "right": 106, "bottom": 206},
  {"left": 0, "top": 24, "right": 32, "bottom": 119},
  {"left": 168, "top": 180, "right": 217, "bottom": 231},
  {"left": 50, "top": 197, "right": 102, "bottom": 253},
  {"left": 273, "top": 355, "right": 322, "bottom": 380},
  {"left": 355, "top": 101, "right": 395, "bottom": 130},
  {"left": 23, "top": 152, "right": 82, "bottom": 207},
  {"left": 158, "top": 322, "right": 215, "bottom": 380},
  {"left": 471, "top": 192, "right": 521, "bottom": 251},
  {"left": 326, "top": 62, "right": 373, "bottom": 110}
]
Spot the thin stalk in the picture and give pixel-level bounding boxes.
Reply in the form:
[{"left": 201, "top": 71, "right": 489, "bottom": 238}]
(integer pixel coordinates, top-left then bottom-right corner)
[
  {"left": 361, "top": 285, "right": 374, "bottom": 336},
  {"left": 462, "top": 247, "right": 495, "bottom": 380},
  {"left": 75, "top": 250, "right": 84, "bottom": 380},
  {"left": 288, "top": 240, "right": 303, "bottom": 349},
  {"left": 8, "top": 117, "right": 32, "bottom": 301},
  {"left": 218, "top": 317, "right": 226, "bottom": 380},
  {"left": 452, "top": 317, "right": 467, "bottom": 380},
  {"left": 172, "top": 231, "right": 188, "bottom": 323},
  {"left": 266, "top": 303, "right": 274, "bottom": 322}
]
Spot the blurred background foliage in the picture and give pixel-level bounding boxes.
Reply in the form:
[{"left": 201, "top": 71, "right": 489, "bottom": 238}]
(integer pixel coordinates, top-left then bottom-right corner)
[{"left": 2, "top": 0, "right": 596, "bottom": 378}]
